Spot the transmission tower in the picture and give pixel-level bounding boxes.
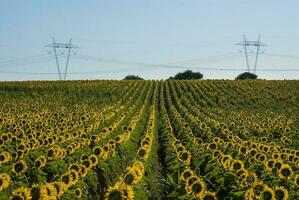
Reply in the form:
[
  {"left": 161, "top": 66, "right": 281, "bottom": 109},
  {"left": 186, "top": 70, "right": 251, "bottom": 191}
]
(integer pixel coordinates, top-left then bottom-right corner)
[
  {"left": 45, "top": 38, "right": 79, "bottom": 80},
  {"left": 237, "top": 35, "right": 266, "bottom": 73}
]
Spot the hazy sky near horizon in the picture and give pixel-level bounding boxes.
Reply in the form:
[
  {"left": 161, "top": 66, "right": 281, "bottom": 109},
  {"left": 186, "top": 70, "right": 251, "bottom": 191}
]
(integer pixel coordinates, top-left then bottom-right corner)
[{"left": 0, "top": 0, "right": 299, "bottom": 80}]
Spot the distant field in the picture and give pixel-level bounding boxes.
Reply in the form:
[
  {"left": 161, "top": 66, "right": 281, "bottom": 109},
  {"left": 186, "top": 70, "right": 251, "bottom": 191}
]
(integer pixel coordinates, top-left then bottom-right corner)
[{"left": 0, "top": 80, "right": 298, "bottom": 200}]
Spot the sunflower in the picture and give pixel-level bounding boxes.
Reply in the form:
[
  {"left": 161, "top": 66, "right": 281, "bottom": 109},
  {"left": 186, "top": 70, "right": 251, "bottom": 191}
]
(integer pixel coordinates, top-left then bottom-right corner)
[
  {"left": 12, "top": 160, "right": 27, "bottom": 176},
  {"left": 0, "top": 152, "right": 11, "bottom": 164},
  {"left": 105, "top": 181, "right": 134, "bottom": 200},
  {"left": 180, "top": 168, "right": 193, "bottom": 182},
  {"left": 0, "top": 173, "right": 10, "bottom": 192},
  {"left": 230, "top": 160, "right": 244, "bottom": 172},
  {"left": 278, "top": 164, "right": 293, "bottom": 181},
  {"left": 81, "top": 159, "right": 92, "bottom": 170},
  {"left": 202, "top": 191, "right": 217, "bottom": 200},
  {"left": 39, "top": 183, "right": 57, "bottom": 200},
  {"left": 252, "top": 181, "right": 265, "bottom": 196},
  {"left": 207, "top": 142, "right": 217, "bottom": 151},
  {"left": 11, "top": 187, "right": 31, "bottom": 200},
  {"left": 89, "top": 154, "right": 99, "bottom": 167},
  {"left": 74, "top": 188, "right": 82, "bottom": 198},
  {"left": 35, "top": 156, "right": 46, "bottom": 169},
  {"left": 93, "top": 146, "right": 102, "bottom": 156},
  {"left": 61, "top": 173, "right": 73, "bottom": 188},
  {"left": 259, "top": 185, "right": 275, "bottom": 200},
  {"left": 186, "top": 176, "right": 198, "bottom": 190},
  {"left": 264, "top": 159, "right": 275, "bottom": 172},
  {"left": 137, "top": 147, "right": 148, "bottom": 160},
  {"left": 178, "top": 151, "right": 192, "bottom": 165},
  {"left": 188, "top": 179, "right": 207, "bottom": 198},
  {"left": 274, "top": 186, "right": 288, "bottom": 200},
  {"left": 53, "top": 181, "right": 65, "bottom": 198},
  {"left": 123, "top": 168, "right": 138, "bottom": 185},
  {"left": 69, "top": 170, "right": 80, "bottom": 184}
]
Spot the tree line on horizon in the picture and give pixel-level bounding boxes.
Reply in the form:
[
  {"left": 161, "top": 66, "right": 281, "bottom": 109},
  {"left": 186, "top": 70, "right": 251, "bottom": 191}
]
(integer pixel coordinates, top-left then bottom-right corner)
[{"left": 123, "top": 70, "right": 258, "bottom": 80}]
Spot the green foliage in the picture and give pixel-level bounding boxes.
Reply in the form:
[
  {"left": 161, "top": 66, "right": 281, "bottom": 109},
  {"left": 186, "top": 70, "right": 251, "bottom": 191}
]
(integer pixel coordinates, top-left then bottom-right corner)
[
  {"left": 123, "top": 75, "right": 144, "bottom": 80},
  {"left": 235, "top": 72, "right": 257, "bottom": 80},
  {"left": 170, "top": 70, "right": 203, "bottom": 80}
]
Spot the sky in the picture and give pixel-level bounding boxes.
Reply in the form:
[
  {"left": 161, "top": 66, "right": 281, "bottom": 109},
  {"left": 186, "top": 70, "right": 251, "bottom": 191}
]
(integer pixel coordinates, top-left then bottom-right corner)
[{"left": 0, "top": 0, "right": 299, "bottom": 80}]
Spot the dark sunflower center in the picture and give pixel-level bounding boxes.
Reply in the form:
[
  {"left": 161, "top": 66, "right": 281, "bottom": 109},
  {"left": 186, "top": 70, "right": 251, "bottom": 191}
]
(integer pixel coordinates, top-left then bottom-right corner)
[
  {"left": 281, "top": 168, "right": 291, "bottom": 177},
  {"left": 275, "top": 163, "right": 282, "bottom": 169},
  {"left": 183, "top": 172, "right": 191, "bottom": 179},
  {"left": 0, "top": 155, "right": 4, "bottom": 161},
  {"left": 75, "top": 190, "right": 81, "bottom": 196},
  {"left": 192, "top": 183, "right": 202, "bottom": 193},
  {"left": 267, "top": 161, "right": 274, "bottom": 168},
  {"left": 35, "top": 160, "right": 41, "bottom": 167},
  {"left": 233, "top": 163, "right": 241, "bottom": 170},
  {"left": 14, "top": 163, "right": 24, "bottom": 172},
  {"left": 124, "top": 174, "right": 134, "bottom": 185},
  {"left": 275, "top": 190, "right": 285, "bottom": 199},
  {"left": 138, "top": 149, "right": 146, "bottom": 157},
  {"left": 210, "top": 143, "right": 216, "bottom": 149},
  {"left": 62, "top": 175, "right": 70, "bottom": 184},
  {"left": 94, "top": 148, "right": 101, "bottom": 155},
  {"left": 108, "top": 190, "right": 122, "bottom": 200},
  {"left": 11, "top": 196, "right": 23, "bottom": 200},
  {"left": 181, "top": 152, "right": 189, "bottom": 160},
  {"left": 263, "top": 191, "right": 273, "bottom": 200}
]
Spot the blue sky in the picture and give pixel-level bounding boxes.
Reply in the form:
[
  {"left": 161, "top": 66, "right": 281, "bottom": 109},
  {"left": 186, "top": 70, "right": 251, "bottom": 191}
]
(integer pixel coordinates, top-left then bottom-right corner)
[{"left": 0, "top": 0, "right": 299, "bottom": 80}]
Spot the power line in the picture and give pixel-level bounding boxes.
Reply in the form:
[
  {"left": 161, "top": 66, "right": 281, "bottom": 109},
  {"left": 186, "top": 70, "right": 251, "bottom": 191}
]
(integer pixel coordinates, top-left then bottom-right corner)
[
  {"left": 0, "top": 54, "right": 49, "bottom": 65},
  {"left": 0, "top": 55, "right": 66, "bottom": 69}
]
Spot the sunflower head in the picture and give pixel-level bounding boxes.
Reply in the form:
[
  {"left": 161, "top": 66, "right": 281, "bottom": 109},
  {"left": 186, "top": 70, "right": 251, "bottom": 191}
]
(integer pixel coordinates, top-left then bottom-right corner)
[
  {"left": 278, "top": 164, "right": 293, "bottom": 181},
  {"left": 11, "top": 187, "right": 31, "bottom": 200},
  {"left": 12, "top": 160, "right": 27, "bottom": 176},
  {"left": 274, "top": 186, "right": 289, "bottom": 200},
  {"left": 260, "top": 185, "right": 275, "bottom": 200},
  {"left": 189, "top": 179, "right": 207, "bottom": 198},
  {"left": 74, "top": 188, "right": 82, "bottom": 198},
  {"left": 0, "top": 173, "right": 10, "bottom": 192}
]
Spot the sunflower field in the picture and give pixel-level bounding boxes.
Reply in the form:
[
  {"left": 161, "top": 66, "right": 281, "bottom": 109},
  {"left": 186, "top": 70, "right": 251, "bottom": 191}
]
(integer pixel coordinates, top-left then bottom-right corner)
[{"left": 0, "top": 80, "right": 299, "bottom": 200}]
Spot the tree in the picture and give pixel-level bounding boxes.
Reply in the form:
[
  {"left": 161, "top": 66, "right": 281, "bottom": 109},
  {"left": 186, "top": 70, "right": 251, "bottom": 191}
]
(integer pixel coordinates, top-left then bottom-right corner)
[
  {"left": 170, "top": 70, "right": 203, "bottom": 80},
  {"left": 235, "top": 72, "right": 257, "bottom": 80},
  {"left": 123, "top": 75, "right": 144, "bottom": 80}
]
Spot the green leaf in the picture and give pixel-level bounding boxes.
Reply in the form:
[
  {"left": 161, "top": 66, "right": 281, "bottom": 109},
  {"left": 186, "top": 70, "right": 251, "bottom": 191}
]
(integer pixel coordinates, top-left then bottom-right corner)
[
  {"left": 233, "top": 191, "right": 244, "bottom": 197},
  {"left": 215, "top": 177, "right": 225, "bottom": 186}
]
